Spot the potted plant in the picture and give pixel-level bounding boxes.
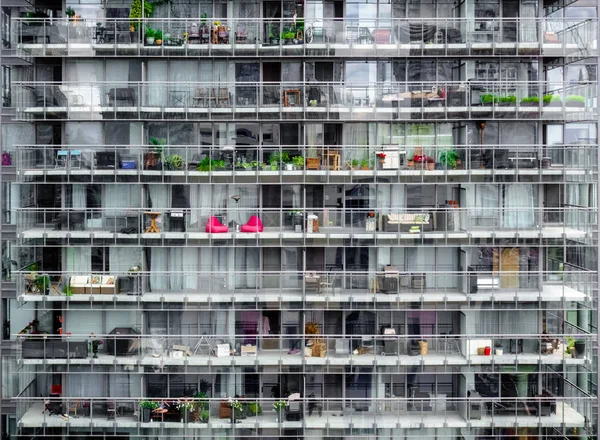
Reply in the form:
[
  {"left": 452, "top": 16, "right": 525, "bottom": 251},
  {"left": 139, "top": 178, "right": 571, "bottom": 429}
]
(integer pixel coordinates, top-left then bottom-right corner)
[
  {"left": 359, "top": 159, "right": 370, "bottom": 170},
  {"left": 62, "top": 285, "right": 73, "bottom": 296},
  {"left": 377, "top": 152, "right": 386, "bottom": 169},
  {"left": 228, "top": 398, "right": 242, "bottom": 423},
  {"left": 247, "top": 402, "right": 262, "bottom": 417},
  {"left": 282, "top": 152, "right": 294, "bottom": 170},
  {"left": 164, "top": 154, "right": 183, "bottom": 170},
  {"left": 65, "top": 7, "right": 76, "bottom": 20},
  {"left": 292, "top": 156, "right": 304, "bottom": 170},
  {"left": 177, "top": 401, "right": 194, "bottom": 423},
  {"left": 309, "top": 99, "right": 318, "bottom": 107},
  {"left": 154, "top": 29, "right": 163, "bottom": 45},
  {"left": 426, "top": 156, "right": 435, "bottom": 171},
  {"left": 90, "top": 337, "right": 103, "bottom": 358},
  {"left": 520, "top": 96, "right": 540, "bottom": 107},
  {"left": 199, "top": 409, "right": 210, "bottom": 423},
  {"left": 407, "top": 156, "right": 414, "bottom": 168},
  {"left": 543, "top": 94, "right": 562, "bottom": 107},
  {"left": 139, "top": 401, "right": 159, "bottom": 423},
  {"left": 145, "top": 27, "right": 155, "bottom": 45},
  {"left": 565, "top": 95, "right": 585, "bottom": 107},
  {"left": 281, "top": 30, "right": 295, "bottom": 44},
  {"left": 497, "top": 95, "right": 516, "bottom": 106},
  {"left": 273, "top": 400, "right": 288, "bottom": 422},
  {"left": 439, "top": 150, "right": 461, "bottom": 170},
  {"left": 480, "top": 94, "right": 497, "bottom": 105},
  {"left": 35, "top": 274, "right": 51, "bottom": 295},
  {"left": 144, "top": 137, "right": 164, "bottom": 169}
]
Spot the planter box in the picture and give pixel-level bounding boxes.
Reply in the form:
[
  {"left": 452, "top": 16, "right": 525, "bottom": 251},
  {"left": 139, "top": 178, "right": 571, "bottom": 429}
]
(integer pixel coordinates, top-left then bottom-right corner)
[
  {"left": 22, "top": 339, "right": 87, "bottom": 359},
  {"left": 565, "top": 101, "right": 585, "bottom": 108}
]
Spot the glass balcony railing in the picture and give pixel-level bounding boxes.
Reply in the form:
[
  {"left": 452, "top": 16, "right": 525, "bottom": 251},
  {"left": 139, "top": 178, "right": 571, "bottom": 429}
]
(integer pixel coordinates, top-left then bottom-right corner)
[
  {"left": 12, "top": 17, "right": 597, "bottom": 59},
  {"left": 15, "top": 333, "right": 594, "bottom": 365},
  {"left": 15, "top": 206, "right": 596, "bottom": 241},
  {"left": 13, "top": 81, "right": 597, "bottom": 122},
  {"left": 12, "top": 269, "right": 595, "bottom": 302},
  {"left": 14, "top": 144, "right": 598, "bottom": 183},
  {"left": 14, "top": 395, "right": 593, "bottom": 430}
]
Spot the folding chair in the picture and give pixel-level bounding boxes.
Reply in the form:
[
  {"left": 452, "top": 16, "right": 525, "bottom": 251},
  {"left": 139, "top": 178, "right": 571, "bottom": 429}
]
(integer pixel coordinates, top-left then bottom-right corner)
[
  {"left": 55, "top": 150, "right": 68, "bottom": 168},
  {"left": 70, "top": 150, "right": 82, "bottom": 169}
]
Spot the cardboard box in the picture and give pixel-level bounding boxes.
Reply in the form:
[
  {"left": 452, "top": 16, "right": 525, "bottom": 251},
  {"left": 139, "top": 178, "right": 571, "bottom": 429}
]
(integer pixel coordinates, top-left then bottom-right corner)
[{"left": 241, "top": 345, "right": 257, "bottom": 356}]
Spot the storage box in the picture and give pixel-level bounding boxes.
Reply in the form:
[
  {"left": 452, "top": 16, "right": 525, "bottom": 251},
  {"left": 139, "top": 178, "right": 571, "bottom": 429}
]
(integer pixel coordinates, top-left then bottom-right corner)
[
  {"left": 121, "top": 160, "right": 136, "bottom": 169},
  {"left": 241, "top": 345, "right": 257, "bottom": 356},
  {"left": 215, "top": 343, "right": 231, "bottom": 357}
]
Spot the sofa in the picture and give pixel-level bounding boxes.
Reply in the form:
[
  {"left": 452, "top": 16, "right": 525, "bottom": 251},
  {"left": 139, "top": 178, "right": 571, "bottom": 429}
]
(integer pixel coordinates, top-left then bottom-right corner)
[
  {"left": 70, "top": 275, "right": 118, "bottom": 294},
  {"left": 106, "top": 88, "right": 136, "bottom": 106},
  {"left": 382, "top": 213, "right": 433, "bottom": 232}
]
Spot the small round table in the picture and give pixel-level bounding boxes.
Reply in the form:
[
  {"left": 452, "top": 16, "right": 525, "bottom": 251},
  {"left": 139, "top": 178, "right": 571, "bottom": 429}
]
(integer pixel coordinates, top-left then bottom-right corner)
[{"left": 144, "top": 212, "right": 161, "bottom": 233}]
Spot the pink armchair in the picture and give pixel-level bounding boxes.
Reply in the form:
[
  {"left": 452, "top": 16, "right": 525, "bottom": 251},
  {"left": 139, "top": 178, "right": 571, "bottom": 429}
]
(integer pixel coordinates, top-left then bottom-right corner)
[
  {"left": 240, "top": 215, "right": 263, "bottom": 233},
  {"left": 205, "top": 216, "right": 229, "bottom": 233}
]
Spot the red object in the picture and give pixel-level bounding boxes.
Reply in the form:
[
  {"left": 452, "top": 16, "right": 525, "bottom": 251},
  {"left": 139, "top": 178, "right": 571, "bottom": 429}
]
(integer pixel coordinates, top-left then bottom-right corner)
[
  {"left": 484, "top": 346, "right": 491, "bottom": 356},
  {"left": 413, "top": 155, "right": 427, "bottom": 163},
  {"left": 205, "top": 216, "right": 229, "bottom": 233},
  {"left": 240, "top": 215, "right": 264, "bottom": 233},
  {"left": 377, "top": 153, "right": 386, "bottom": 160},
  {"left": 51, "top": 385, "right": 62, "bottom": 395}
]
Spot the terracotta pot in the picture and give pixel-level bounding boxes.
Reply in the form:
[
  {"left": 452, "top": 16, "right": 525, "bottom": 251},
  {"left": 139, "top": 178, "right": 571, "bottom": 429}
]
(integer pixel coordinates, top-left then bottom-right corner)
[
  {"left": 360, "top": 166, "right": 370, "bottom": 170},
  {"left": 407, "top": 160, "right": 414, "bottom": 168},
  {"left": 477, "top": 347, "right": 485, "bottom": 356},
  {"left": 427, "top": 162, "right": 435, "bottom": 171}
]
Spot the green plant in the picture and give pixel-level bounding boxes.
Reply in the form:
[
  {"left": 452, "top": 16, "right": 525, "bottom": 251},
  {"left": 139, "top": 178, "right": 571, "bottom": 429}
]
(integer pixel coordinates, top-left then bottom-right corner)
[
  {"left": 193, "top": 391, "right": 208, "bottom": 410},
  {"left": 149, "top": 137, "right": 165, "bottom": 155},
  {"left": 228, "top": 398, "right": 243, "bottom": 411},
  {"left": 566, "top": 95, "right": 585, "bottom": 103},
  {"left": 296, "top": 19, "right": 304, "bottom": 31},
  {"left": 62, "top": 285, "right": 73, "bottom": 296},
  {"left": 65, "top": 7, "right": 76, "bottom": 18},
  {"left": 199, "top": 409, "right": 210, "bottom": 421},
  {"left": 139, "top": 401, "right": 160, "bottom": 410},
  {"left": 196, "top": 157, "right": 225, "bottom": 171},
  {"left": 498, "top": 95, "right": 516, "bottom": 103},
  {"left": 521, "top": 96, "right": 540, "bottom": 103},
  {"left": 359, "top": 159, "right": 370, "bottom": 169},
  {"left": 200, "top": 13, "right": 208, "bottom": 26},
  {"left": 154, "top": 29, "right": 163, "bottom": 41},
  {"left": 269, "top": 151, "right": 290, "bottom": 165},
  {"left": 247, "top": 402, "right": 262, "bottom": 416},
  {"left": 439, "top": 150, "right": 461, "bottom": 169},
  {"left": 480, "top": 94, "right": 498, "bottom": 104},
  {"left": 273, "top": 400, "right": 288, "bottom": 412},
  {"left": 35, "top": 275, "right": 51, "bottom": 293},
  {"left": 281, "top": 31, "right": 296, "bottom": 40},
  {"left": 145, "top": 27, "right": 155, "bottom": 39},
  {"left": 291, "top": 156, "right": 304, "bottom": 169},
  {"left": 164, "top": 154, "right": 183, "bottom": 170}
]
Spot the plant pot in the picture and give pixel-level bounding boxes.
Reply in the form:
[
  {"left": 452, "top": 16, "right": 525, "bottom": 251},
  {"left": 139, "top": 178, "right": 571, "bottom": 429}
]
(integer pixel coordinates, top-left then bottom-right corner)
[
  {"left": 155, "top": 39, "right": 162, "bottom": 45},
  {"left": 144, "top": 152, "right": 160, "bottom": 170},
  {"left": 285, "top": 163, "right": 294, "bottom": 171},
  {"left": 495, "top": 348, "right": 503, "bottom": 356},
  {"left": 199, "top": 415, "right": 209, "bottom": 423},
  {"left": 520, "top": 102, "right": 540, "bottom": 107},
  {"left": 484, "top": 346, "right": 491, "bottom": 356},
  {"left": 360, "top": 166, "right": 370, "bottom": 170},
  {"left": 142, "top": 407, "right": 152, "bottom": 423},
  {"left": 427, "top": 162, "right": 435, "bottom": 171},
  {"left": 310, "top": 102, "right": 317, "bottom": 107},
  {"left": 565, "top": 101, "right": 585, "bottom": 108},
  {"left": 146, "top": 37, "right": 155, "bottom": 45},
  {"left": 477, "top": 347, "right": 485, "bottom": 356},
  {"left": 407, "top": 160, "right": 414, "bottom": 168},
  {"left": 574, "top": 340, "right": 586, "bottom": 358},
  {"left": 418, "top": 340, "right": 428, "bottom": 356}
]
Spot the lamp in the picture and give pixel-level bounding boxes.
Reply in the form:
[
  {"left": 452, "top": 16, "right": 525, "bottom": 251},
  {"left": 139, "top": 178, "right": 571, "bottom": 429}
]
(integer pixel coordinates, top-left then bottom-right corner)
[{"left": 230, "top": 194, "right": 242, "bottom": 230}]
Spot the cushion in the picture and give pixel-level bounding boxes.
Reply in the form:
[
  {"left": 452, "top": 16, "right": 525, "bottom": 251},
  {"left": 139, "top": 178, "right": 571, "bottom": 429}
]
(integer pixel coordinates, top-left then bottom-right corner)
[{"left": 70, "top": 276, "right": 90, "bottom": 285}]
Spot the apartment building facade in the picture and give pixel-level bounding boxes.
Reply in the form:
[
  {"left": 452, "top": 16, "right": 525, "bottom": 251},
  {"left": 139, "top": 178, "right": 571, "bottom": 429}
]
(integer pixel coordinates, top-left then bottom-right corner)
[{"left": 0, "top": 0, "right": 598, "bottom": 438}]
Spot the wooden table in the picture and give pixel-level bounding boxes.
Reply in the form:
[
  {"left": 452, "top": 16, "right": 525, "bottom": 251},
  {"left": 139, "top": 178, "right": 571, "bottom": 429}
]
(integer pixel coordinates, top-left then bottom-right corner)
[{"left": 144, "top": 212, "right": 161, "bottom": 233}]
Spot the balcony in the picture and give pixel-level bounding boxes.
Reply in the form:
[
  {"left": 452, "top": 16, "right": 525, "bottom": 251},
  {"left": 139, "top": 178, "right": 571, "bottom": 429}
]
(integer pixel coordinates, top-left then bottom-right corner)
[
  {"left": 14, "top": 144, "right": 598, "bottom": 184},
  {"left": 15, "top": 395, "right": 591, "bottom": 430},
  {"left": 15, "top": 333, "right": 592, "bottom": 367},
  {"left": 12, "top": 17, "right": 597, "bottom": 59},
  {"left": 15, "top": 206, "right": 595, "bottom": 246},
  {"left": 13, "top": 269, "right": 593, "bottom": 304},
  {"left": 13, "top": 81, "right": 597, "bottom": 122}
]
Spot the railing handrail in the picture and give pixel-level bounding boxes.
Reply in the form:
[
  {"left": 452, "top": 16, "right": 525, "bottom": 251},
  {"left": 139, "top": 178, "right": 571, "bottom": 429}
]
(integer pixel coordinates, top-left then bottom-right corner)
[
  {"left": 12, "top": 269, "right": 594, "bottom": 274},
  {"left": 14, "top": 143, "right": 599, "bottom": 148}
]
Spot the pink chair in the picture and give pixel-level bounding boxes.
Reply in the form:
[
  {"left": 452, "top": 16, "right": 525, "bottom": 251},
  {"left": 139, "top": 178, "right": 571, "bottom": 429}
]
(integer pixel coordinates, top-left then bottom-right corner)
[
  {"left": 240, "top": 215, "right": 263, "bottom": 233},
  {"left": 205, "top": 216, "right": 229, "bottom": 233}
]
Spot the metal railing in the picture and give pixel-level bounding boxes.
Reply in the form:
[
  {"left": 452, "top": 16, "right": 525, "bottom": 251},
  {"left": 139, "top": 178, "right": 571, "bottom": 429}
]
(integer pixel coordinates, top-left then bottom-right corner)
[
  {"left": 14, "top": 332, "right": 594, "bottom": 364},
  {"left": 13, "top": 80, "right": 597, "bottom": 122},
  {"left": 14, "top": 206, "right": 596, "bottom": 238},
  {"left": 12, "top": 269, "right": 595, "bottom": 300},
  {"left": 12, "top": 16, "right": 597, "bottom": 58},
  {"left": 13, "top": 144, "right": 598, "bottom": 180}
]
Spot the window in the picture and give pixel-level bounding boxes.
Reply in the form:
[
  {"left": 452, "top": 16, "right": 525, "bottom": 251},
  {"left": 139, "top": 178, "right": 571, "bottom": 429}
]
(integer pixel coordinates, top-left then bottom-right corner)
[
  {"left": 2, "top": 66, "right": 10, "bottom": 108},
  {"left": 1, "top": 8, "right": 9, "bottom": 49}
]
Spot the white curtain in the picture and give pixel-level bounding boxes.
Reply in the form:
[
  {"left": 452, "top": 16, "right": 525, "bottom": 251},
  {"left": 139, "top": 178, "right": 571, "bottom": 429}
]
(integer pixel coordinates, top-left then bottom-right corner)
[
  {"left": 72, "top": 185, "right": 86, "bottom": 209},
  {"left": 65, "top": 374, "right": 104, "bottom": 397},
  {"left": 146, "top": 60, "right": 168, "bottom": 106},
  {"left": 109, "top": 247, "right": 141, "bottom": 272},
  {"left": 66, "top": 247, "right": 91, "bottom": 274},
  {"left": 149, "top": 248, "right": 168, "bottom": 291},
  {"left": 504, "top": 185, "right": 534, "bottom": 228},
  {"left": 468, "top": 184, "right": 499, "bottom": 228}
]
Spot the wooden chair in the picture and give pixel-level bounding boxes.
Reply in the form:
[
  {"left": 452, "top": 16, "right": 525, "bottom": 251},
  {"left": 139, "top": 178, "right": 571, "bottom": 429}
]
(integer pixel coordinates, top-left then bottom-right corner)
[
  {"left": 67, "top": 400, "right": 80, "bottom": 418},
  {"left": 306, "top": 157, "right": 320, "bottom": 170},
  {"left": 192, "top": 88, "right": 214, "bottom": 107},
  {"left": 216, "top": 88, "right": 230, "bottom": 107},
  {"left": 324, "top": 150, "right": 341, "bottom": 171}
]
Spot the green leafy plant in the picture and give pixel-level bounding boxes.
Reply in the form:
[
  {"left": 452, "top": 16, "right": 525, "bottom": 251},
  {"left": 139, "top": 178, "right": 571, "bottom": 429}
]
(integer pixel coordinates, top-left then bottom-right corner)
[
  {"left": 35, "top": 275, "right": 51, "bottom": 293},
  {"left": 480, "top": 94, "right": 498, "bottom": 104},
  {"left": 193, "top": 391, "right": 208, "bottom": 410},
  {"left": 149, "top": 137, "right": 165, "bottom": 155},
  {"left": 145, "top": 27, "right": 155, "bottom": 39},
  {"left": 139, "top": 401, "right": 160, "bottom": 410},
  {"left": 269, "top": 152, "right": 290, "bottom": 165},
  {"left": 281, "top": 31, "right": 296, "bottom": 40},
  {"left": 521, "top": 96, "right": 540, "bottom": 103},
  {"left": 359, "top": 159, "right": 370, "bottom": 169},
  {"left": 154, "top": 29, "right": 163, "bottom": 42},
  {"left": 228, "top": 398, "right": 243, "bottom": 411},
  {"left": 350, "top": 159, "right": 360, "bottom": 169},
  {"left": 164, "top": 154, "right": 183, "bottom": 170},
  {"left": 247, "top": 402, "right": 262, "bottom": 416},
  {"left": 566, "top": 95, "right": 585, "bottom": 103},
  {"left": 62, "top": 285, "right": 73, "bottom": 296},
  {"left": 273, "top": 400, "right": 288, "bottom": 412},
  {"left": 199, "top": 409, "right": 210, "bottom": 422},
  {"left": 439, "top": 150, "right": 461, "bottom": 169},
  {"left": 196, "top": 157, "right": 225, "bottom": 171},
  {"left": 291, "top": 156, "right": 304, "bottom": 169},
  {"left": 200, "top": 12, "right": 208, "bottom": 26},
  {"left": 498, "top": 95, "right": 516, "bottom": 103},
  {"left": 65, "top": 7, "right": 76, "bottom": 18}
]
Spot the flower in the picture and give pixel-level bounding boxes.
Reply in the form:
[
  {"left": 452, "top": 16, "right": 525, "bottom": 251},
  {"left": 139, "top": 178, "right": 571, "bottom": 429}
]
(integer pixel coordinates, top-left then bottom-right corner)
[
  {"left": 228, "top": 398, "right": 242, "bottom": 411},
  {"left": 273, "top": 400, "right": 288, "bottom": 412},
  {"left": 377, "top": 153, "right": 386, "bottom": 160}
]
